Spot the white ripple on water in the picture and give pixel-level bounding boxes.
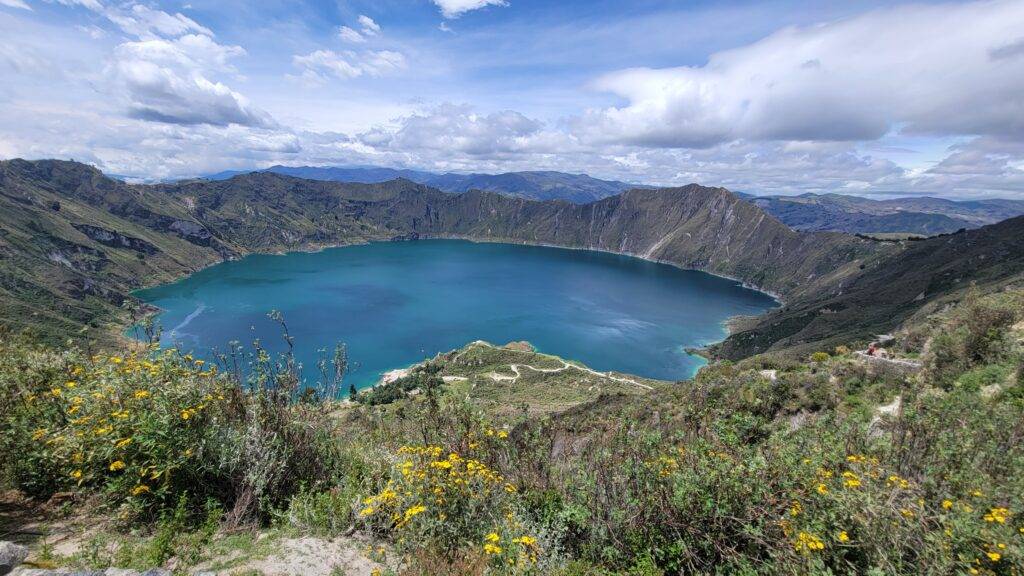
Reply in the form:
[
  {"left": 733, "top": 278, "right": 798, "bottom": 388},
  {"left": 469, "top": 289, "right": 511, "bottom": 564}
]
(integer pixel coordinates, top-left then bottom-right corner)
[{"left": 168, "top": 303, "right": 207, "bottom": 339}]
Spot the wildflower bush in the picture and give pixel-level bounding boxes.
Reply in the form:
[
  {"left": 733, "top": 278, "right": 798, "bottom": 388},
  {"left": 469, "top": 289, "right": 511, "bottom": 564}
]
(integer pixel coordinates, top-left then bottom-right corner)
[
  {"left": 2, "top": 343, "right": 230, "bottom": 511},
  {"left": 358, "top": 429, "right": 549, "bottom": 573},
  {"left": 0, "top": 329, "right": 346, "bottom": 525}
]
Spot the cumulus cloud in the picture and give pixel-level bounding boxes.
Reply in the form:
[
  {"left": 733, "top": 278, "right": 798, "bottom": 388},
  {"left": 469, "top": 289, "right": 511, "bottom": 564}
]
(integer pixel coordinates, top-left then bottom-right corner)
[
  {"left": 580, "top": 0, "right": 1024, "bottom": 148},
  {"left": 357, "top": 104, "right": 565, "bottom": 157},
  {"left": 432, "top": 0, "right": 507, "bottom": 19},
  {"left": 100, "top": 7, "right": 275, "bottom": 128},
  {"left": 114, "top": 60, "right": 273, "bottom": 127}
]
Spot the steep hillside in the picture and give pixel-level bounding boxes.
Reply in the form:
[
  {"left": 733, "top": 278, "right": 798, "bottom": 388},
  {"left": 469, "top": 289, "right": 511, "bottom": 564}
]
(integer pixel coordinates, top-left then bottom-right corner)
[
  {"left": 714, "top": 216, "right": 1024, "bottom": 358},
  {"left": 0, "top": 161, "right": 403, "bottom": 343},
  {"left": 358, "top": 184, "right": 880, "bottom": 298},
  {"left": 0, "top": 160, "right": 230, "bottom": 342}
]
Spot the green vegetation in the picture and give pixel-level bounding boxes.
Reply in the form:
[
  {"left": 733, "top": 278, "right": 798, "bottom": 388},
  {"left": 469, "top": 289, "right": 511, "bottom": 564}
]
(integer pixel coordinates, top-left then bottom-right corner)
[{"left": 2, "top": 289, "right": 1023, "bottom": 574}]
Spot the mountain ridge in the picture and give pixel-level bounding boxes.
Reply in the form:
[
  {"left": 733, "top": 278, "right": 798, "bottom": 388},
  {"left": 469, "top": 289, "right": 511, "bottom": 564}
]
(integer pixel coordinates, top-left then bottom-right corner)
[
  {"left": 3, "top": 158, "right": 1022, "bottom": 361},
  {"left": 204, "top": 165, "right": 646, "bottom": 203}
]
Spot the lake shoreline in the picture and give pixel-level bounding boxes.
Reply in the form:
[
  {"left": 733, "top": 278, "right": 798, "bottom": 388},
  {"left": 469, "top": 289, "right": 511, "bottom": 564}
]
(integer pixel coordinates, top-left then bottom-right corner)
[{"left": 125, "top": 237, "right": 781, "bottom": 383}]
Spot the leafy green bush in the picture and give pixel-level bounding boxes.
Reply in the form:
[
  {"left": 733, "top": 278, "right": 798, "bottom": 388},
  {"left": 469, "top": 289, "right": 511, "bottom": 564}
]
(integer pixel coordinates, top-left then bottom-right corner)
[
  {"left": 0, "top": 332, "right": 346, "bottom": 525},
  {"left": 926, "top": 291, "right": 1023, "bottom": 389}
]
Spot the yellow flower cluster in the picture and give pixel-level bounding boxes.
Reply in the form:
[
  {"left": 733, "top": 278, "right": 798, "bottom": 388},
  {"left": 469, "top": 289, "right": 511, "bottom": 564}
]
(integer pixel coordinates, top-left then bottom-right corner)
[
  {"left": 650, "top": 454, "right": 680, "bottom": 478},
  {"left": 793, "top": 531, "right": 825, "bottom": 553},
  {"left": 24, "top": 350, "right": 227, "bottom": 503},
  {"left": 984, "top": 507, "right": 1010, "bottom": 524},
  {"left": 361, "top": 440, "right": 540, "bottom": 566}
]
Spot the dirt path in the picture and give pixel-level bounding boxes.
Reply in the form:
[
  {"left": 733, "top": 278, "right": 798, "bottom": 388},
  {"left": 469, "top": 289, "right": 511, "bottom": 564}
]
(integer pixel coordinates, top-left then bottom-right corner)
[{"left": 460, "top": 341, "right": 653, "bottom": 390}]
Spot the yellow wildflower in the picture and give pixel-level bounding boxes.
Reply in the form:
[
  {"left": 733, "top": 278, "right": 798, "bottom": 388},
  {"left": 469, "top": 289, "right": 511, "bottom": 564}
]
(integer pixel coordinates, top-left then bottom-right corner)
[
  {"left": 109, "top": 460, "right": 125, "bottom": 472},
  {"left": 402, "top": 505, "right": 426, "bottom": 522},
  {"left": 794, "top": 531, "right": 824, "bottom": 553},
  {"left": 483, "top": 543, "right": 502, "bottom": 555},
  {"left": 987, "top": 552, "right": 1001, "bottom": 562},
  {"left": 816, "top": 483, "right": 828, "bottom": 495},
  {"left": 115, "top": 438, "right": 133, "bottom": 448},
  {"left": 837, "top": 531, "right": 849, "bottom": 542},
  {"left": 942, "top": 499, "right": 953, "bottom": 510},
  {"left": 984, "top": 508, "right": 1010, "bottom": 524},
  {"left": 485, "top": 532, "right": 500, "bottom": 543},
  {"left": 71, "top": 469, "right": 83, "bottom": 480},
  {"left": 131, "top": 484, "right": 150, "bottom": 496}
]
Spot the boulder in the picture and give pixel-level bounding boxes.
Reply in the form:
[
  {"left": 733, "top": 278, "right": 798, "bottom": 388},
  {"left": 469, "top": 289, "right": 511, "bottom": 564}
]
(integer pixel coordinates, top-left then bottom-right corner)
[{"left": 0, "top": 541, "right": 28, "bottom": 575}]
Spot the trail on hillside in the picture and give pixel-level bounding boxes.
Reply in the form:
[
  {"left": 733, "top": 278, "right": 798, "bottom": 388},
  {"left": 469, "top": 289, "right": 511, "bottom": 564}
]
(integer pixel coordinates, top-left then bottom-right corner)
[{"left": 455, "top": 341, "right": 653, "bottom": 390}]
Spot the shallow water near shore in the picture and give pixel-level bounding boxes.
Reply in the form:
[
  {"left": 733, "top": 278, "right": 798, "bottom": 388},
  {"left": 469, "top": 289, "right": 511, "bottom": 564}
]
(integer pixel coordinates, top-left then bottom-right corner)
[{"left": 132, "top": 240, "right": 777, "bottom": 389}]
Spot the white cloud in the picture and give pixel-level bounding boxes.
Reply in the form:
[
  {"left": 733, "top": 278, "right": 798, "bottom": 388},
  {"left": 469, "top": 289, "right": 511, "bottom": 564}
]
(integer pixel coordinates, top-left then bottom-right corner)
[
  {"left": 51, "top": 0, "right": 103, "bottom": 11},
  {"left": 0, "top": 0, "right": 31, "bottom": 10},
  {"left": 357, "top": 103, "right": 560, "bottom": 156},
  {"left": 292, "top": 49, "right": 405, "bottom": 84},
  {"left": 432, "top": 0, "right": 507, "bottom": 19},
  {"left": 357, "top": 15, "right": 380, "bottom": 35},
  {"left": 76, "top": 24, "right": 106, "bottom": 38},
  {"left": 113, "top": 59, "right": 273, "bottom": 127},
  {"left": 292, "top": 50, "right": 362, "bottom": 82},
  {"left": 105, "top": 4, "right": 212, "bottom": 39},
  {"left": 581, "top": 0, "right": 1024, "bottom": 148},
  {"left": 0, "top": 40, "right": 49, "bottom": 73},
  {"left": 338, "top": 26, "right": 364, "bottom": 43},
  {"left": 109, "top": 33, "right": 273, "bottom": 128}
]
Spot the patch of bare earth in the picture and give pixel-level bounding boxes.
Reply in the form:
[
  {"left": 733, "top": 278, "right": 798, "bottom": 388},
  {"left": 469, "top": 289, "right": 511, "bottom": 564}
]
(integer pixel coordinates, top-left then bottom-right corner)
[{"left": 209, "top": 535, "right": 384, "bottom": 576}]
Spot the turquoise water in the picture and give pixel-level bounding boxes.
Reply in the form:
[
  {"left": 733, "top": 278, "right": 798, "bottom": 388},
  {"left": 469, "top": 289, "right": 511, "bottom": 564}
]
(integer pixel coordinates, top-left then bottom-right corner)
[{"left": 132, "top": 240, "right": 776, "bottom": 388}]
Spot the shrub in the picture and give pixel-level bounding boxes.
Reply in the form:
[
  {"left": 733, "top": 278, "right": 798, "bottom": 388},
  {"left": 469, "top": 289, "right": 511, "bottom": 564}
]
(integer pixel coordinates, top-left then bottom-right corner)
[
  {"left": 0, "top": 330, "right": 346, "bottom": 525},
  {"left": 926, "top": 291, "right": 1022, "bottom": 389}
]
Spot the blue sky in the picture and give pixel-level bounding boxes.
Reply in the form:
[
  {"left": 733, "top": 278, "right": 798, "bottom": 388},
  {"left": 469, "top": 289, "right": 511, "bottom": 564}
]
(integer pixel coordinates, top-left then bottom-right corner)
[{"left": 1, "top": 0, "right": 1023, "bottom": 198}]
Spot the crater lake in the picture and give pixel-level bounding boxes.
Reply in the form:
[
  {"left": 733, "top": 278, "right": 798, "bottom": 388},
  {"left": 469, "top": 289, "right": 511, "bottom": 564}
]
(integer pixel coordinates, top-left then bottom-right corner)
[{"left": 132, "top": 240, "right": 777, "bottom": 388}]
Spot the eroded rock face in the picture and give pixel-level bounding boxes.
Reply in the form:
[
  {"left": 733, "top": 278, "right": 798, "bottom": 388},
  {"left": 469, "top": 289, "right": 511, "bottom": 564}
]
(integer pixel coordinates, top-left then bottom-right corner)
[
  {"left": 72, "top": 225, "right": 158, "bottom": 255},
  {"left": 167, "top": 220, "right": 212, "bottom": 246},
  {"left": 0, "top": 541, "right": 28, "bottom": 575}
]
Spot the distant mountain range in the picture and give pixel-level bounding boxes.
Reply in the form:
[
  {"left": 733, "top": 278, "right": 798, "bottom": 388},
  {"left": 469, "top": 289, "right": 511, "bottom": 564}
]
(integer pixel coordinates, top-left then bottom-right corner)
[
  {"left": 206, "top": 165, "right": 1024, "bottom": 235},
  {"left": 205, "top": 165, "right": 644, "bottom": 204},
  {"left": 738, "top": 192, "right": 1024, "bottom": 235}
]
